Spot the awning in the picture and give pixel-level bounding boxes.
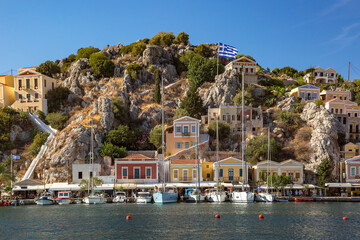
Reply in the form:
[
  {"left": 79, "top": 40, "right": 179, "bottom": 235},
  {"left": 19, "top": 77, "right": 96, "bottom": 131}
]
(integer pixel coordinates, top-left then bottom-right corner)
[{"left": 325, "top": 183, "right": 352, "bottom": 188}]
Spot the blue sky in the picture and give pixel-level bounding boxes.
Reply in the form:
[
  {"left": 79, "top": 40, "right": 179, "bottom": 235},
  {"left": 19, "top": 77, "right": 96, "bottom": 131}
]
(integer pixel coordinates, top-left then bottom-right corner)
[{"left": 1, "top": 0, "right": 360, "bottom": 79}]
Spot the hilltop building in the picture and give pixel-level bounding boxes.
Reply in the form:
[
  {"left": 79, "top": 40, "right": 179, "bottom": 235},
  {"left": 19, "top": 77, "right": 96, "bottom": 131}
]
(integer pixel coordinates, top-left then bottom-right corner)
[
  {"left": 224, "top": 56, "right": 258, "bottom": 84},
  {"left": 320, "top": 89, "right": 351, "bottom": 102},
  {"left": 0, "top": 74, "right": 15, "bottom": 107},
  {"left": 201, "top": 105, "right": 263, "bottom": 135},
  {"left": 290, "top": 84, "right": 320, "bottom": 101},
  {"left": 303, "top": 67, "right": 337, "bottom": 84},
  {"left": 12, "top": 66, "right": 57, "bottom": 115}
]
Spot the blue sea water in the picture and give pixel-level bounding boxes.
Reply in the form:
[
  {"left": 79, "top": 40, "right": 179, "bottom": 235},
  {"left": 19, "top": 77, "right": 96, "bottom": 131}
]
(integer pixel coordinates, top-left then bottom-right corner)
[{"left": 0, "top": 202, "right": 359, "bottom": 239}]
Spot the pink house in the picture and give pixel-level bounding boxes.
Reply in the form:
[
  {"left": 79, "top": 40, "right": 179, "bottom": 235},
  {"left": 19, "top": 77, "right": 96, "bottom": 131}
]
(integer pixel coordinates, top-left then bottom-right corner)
[{"left": 345, "top": 156, "right": 360, "bottom": 182}]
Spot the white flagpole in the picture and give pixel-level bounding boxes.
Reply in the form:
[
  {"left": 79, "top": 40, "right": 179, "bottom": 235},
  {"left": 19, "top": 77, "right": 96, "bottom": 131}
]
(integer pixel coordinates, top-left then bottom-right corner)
[{"left": 217, "top": 43, "right": 220, "bottom": 76}]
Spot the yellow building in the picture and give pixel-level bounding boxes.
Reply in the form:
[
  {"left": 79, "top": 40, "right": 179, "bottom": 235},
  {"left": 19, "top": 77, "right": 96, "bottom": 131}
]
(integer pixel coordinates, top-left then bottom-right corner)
[
  {"left": 253, "top": 160, "right": 304, "bottom": 184},
  {"left": 170, "top": 159, "right": 202, "bottom": 182},
  {"left": 166, "top": 116, "right": 200, "bottom": 156},
  {"left": 12, "top": 67, "right": 57, "bottom": 115},
  {"left": 213, "top": 157, "right": 248, "bottom": 183},
  {"left": 320, "top": 89, "right": 351, "bottom": 102},
  {"left": 290, "top": 84, "right": 320, "bottom": 101},
  {"left": 202, "top": 161, "right": 214, "bottom": 181},
  {"left": 303, "top": 67, "right": 337, "bottom": 84},
  {"left": 0, "top": 75, "right": 15, "bottom": 107},
  {"left": 344, "top": 142, "right": 360, "bottom": 159},
  {"left": 224, "top": 57, "right": 257, "bottom": 84}
]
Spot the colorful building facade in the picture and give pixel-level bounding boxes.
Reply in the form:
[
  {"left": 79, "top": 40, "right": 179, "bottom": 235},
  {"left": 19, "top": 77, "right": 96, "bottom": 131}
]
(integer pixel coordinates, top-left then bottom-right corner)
[
  {"left": 12, "top": 67, "right": 57, "bottom": 115},
  {"left": 213, "top": 157, "right": 247, "bottom": 183},
  {"left": 202, "top": 161, "right": 214, "bottom": 181},
  {"left": 344, "top": 156, "right": 360, "bottom": 183},
  {"left": 166, "top": 116, "right": 200, "bottom": 156},
  {"left": 303, "top": 67, "right": 337, "bottom": 84},
  {"left": 170, "top": 159, "right": 202, "bottom": 182},
  {"left": 115, "top": 154, "right": 158, "bottom": 183},
  {"left": 320, "top": 89, "right": 351, "bottom": 102},
  {"left": 224, "top": 57, "right": 258, "bottom": 84},
  {"left": 0, "top": 75, "right": 15, "bottom": 107},
  {"left": 290, "top": 84, "right": 320, "bottom": 101}
]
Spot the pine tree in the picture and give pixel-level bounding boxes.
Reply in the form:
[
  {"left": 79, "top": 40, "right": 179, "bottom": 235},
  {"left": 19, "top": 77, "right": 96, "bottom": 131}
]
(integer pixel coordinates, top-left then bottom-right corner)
[
  {"left": 154, "top": 68, "right": 161, "bottom": 104},
  {"left": 180, "top": 87, "right": 204, "bottom": 119}
]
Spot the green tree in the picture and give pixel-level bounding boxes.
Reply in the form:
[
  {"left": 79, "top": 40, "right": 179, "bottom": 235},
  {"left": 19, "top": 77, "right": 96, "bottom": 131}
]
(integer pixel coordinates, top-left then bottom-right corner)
[
  {"left": 0, "top": 161, "right": 14, "bottom": 186},
  {"left": 316, "top": 159, "right": 332, "bottom": 187},
  {"left": 180, "top": 87, "right": 204, "bottom": 119},
  {"left": 36, "top": 60, "right": 60, "bottom": 77},
  {"left": 99, "top": 142, "right": 127, "bottom": 159},
  {"left": 105, "top": 125, "right": 136, "bottom": 149},
  {"left": 154, "top": 68, "right": 161, "bottom": 104},
  {"left": 149, "top": 32, "right": 175, "bottom": 46},
  {"left": 175, "top": 31, "right": 189, "bottom": 45},
  {"left": 246, "top": 135, "right": 281, "bottom": 163},
  {"left": 79, "top": 177, "right": 104, "bottom": 190},
  {"left": 194, "top": 44, "right": 211, "bottom": 57},
  {"left": 89, "top": 52, "right": 115, "bottom": 78},
  {"left": 76, "top": 46, "right": 99, "bottom": 59},
  {"left": 173, "top": 108, "right": 190, "bottom": 121},
  {"left": 276, "top": 111, "right": 302, "bottom": 126},
  {"left": 125, "top": 63, "right": 142, "bottom": 80},
  {"left": 149, "top": 124, "right": 162, "bottom": 150},
  {"left": 29, "top": 131, "right": 50, "bottom": 157},
  {"left": 208, "top": 121, "right": 230, "bottom": 140},
  {"left": 45, "top": 113, "right": 68, "bottom": 130},
  {"left": 45, "top": 87, "right": 70, "bottom": 113},
  {"left": 111, "top": 97, "right": 129, "bottom": 125},
  {"left": 233, "top": 85, "right": 255, "bottom": 106},
  {"left": 131, "top": 42, "right": 147, "bottom": 57},
  {"left": 36, "top": 110, "right": 47, "bottom": 123}
]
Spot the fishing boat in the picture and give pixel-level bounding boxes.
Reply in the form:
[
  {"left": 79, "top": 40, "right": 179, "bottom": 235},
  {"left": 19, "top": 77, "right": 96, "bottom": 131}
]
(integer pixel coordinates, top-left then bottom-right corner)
[
  {"left": 153, "top": 76, "right": 178, "bottom": 204},
  {"left": 74, "top": 199, "right": 82, "bottom": 204},
  {"left": 55, "top": 191, "right": 72, "bottom": 205},
  {"left": 83, "top": 119, "right": 107, "bottom": 205},
  {"left": 186, "top": 189, "right": 205, "bottom": 202},
  {"left": 295, "top": 197, "right": 314, "bottom": 202},
  {"left": 35, "top": 192, "right": 54, "bottom": 205},
  {"left": 205, "top": 188, "right": 226, "bottom": 202},
  {"left": 113, "top": 192, "right": 127, "bottom": 203},
  {"left": 135, "top": 192, "right": 152, "bottom": 203},
  {"left": 255, "top": 127, "right": 275, "bottom": 203}
]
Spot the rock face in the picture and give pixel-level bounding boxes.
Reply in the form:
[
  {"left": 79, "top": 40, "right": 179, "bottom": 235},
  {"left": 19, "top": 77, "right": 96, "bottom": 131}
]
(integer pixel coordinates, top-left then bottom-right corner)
[
  {"left": 93, "top": 97, "right": 114, "bottom": 131},
  {"left": 277, "top": 95, "right": 297, "bottom": 111},
  {"left": 300, "top": 102, "right": 345, "bottom": 182},
  {"left": 142, "top": 45, "right": 173, "bottom": 66},
  {"left": 202, "top": 69, "right": 240, "bottom": 108}
]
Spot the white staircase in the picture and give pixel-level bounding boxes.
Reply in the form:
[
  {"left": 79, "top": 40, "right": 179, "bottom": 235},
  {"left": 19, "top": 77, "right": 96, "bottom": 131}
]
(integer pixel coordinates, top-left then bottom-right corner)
[{"left": 21, "top": 113, "right": 57, "bottom": 180}]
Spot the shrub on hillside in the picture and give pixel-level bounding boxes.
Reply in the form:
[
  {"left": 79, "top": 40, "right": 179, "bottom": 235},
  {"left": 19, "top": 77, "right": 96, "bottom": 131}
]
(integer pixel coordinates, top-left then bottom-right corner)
[
  {"left": 112, "top": 97, "right": 130, "bottom": 125},
  {"left": 276, "top": 111, "right": 301, "bottom": 126},
  {"left": 175, "top": 31, "right": 189, "bottom": 45},
  {"left": 233, "top": 85, "right": 256, "bottom": 106},
  {"left": 76, "top": 46, "right": 99, "bottom": 59},
  {"left": 149, "top": 32, "right": 175, "bottom": 46},
  {"left": 89, "top": 52, "right": 115, "bottom": 78},
  {"left": 104, "top": 125, "right": 136, "bottom": 149},
  {"left": 131, "top": 42, "right": 147, "bottom": 57},
  {"left": 149, "top": 124, "right": 162, "bottom": 150},
  {"left": 246, "top": 135, "right": 281, "bottom": 163},
  {"left": 125, "top": 63, "right": 142, "bottom": 79},
  {"left": 208, "top": 121, "right": 230, "bottom": 140},
  {"left": 316, "top": 159, "right": 332, "bottom": 187},
  {"left": 45, "top": 87, "right": 70, "bottom": 113},
  {"left": 180, "top": 87, "right": 204, "bottom": 119},
  {"left": 36, "top": 61, "right": 60, "bottom": 77},
  {"left": 45, "top": 113, "right": 68, "bottom": 130},
  {"left": 29, "top": 131, "right": 49, "bottom": 157},
  {"left": 154, "top": 68, "right": 161, "bottom": 104},
  {"left": 62, "top": 54, "right": 77, "bottom": 72},
  {"left": 99, "top": 142, "right": 127, "bottom": 159},
  {"left": 36, "top": 110, "right": 47, "bottom": 123},
  {"left": 173, "top": 108, "right": 190, "bottom": 121},
  {"left": 194, "top": 44, "right": 211, "bottom": 57}
]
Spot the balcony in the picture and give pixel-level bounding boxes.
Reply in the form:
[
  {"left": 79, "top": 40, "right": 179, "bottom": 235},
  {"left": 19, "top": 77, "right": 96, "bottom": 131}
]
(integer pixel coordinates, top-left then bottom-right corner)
[
  {"left": 182, "top": 132, "right": 190, "bottom": 136},
  {"left": 173, "top": 177, "right": 197, "bottom": 182},
  {"left": 221, "top": 177, "right": 243, "bottom": 183}
]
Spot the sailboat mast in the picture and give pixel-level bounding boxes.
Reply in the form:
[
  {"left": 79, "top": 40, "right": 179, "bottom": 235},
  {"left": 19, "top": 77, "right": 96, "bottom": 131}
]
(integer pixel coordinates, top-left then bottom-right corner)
[
  {"left": 216, "top": 108, "right": 219, "bottom": 194},
  {"left": 267, "top": 127, "right": 270, "bottom": 191},
  {"left": 241, "top": 66, "right": 245, "bottom": 190},
  {"left": 90, "top": 118, "right": 94, "bottom": 192},
  {"left": 196, "top": 121, "right": 200, "bottom": 199},
  {"left": 161, "top": 75, "right": 165, "bottom": 192}
]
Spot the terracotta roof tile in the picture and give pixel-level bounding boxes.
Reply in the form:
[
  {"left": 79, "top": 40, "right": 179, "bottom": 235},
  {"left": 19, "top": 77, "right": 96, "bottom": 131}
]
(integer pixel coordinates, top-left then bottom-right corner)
[
  {"left": 20, "top": 66, "right": 38, "bottom": 69},
  {"left": 122, "top": 154, "right": 151, "bottom": 159},
  {"left": 171, "top": 159, "right": 197, "bottom": 164}
]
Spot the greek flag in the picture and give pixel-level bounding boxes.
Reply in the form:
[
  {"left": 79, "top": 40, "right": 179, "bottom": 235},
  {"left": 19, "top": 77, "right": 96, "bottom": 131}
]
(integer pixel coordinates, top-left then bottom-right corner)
[
  {"left": 12, "top": 154, "right": 20, "bottom": 160},
  {"left": 218, "top": 42, "right": 238, "bottom": 59}
]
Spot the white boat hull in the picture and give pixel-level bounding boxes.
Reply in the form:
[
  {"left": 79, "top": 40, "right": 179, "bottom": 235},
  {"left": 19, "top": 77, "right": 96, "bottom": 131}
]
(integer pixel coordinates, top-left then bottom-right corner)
[
  {"left": 256, "top": 193, "right": 275, "bottom": 202},
  {"left": 186, "top": 194, "right": 205, "bottom": 202},
  {"left": 56, "top": 199, "right": 71, "bottom": 205},
  {"left": 231, "top": 191, "right": 254, "bottom": 203},
  {"left": 206, "top": 192, "right": 226, "bottom": 202},
  {"left": 112, "top": 196, "right": 127, "bottom": 203},
  {"left": 153, "top": 192, "right": 178, "bottom": 203},
  {"left": 35, "top": 199, "right": 54, "bottom": 205},
  {"left": 136, "top": 197, "right": 152, "bottom": 203},
  {"left": 84, "top": 196, "right": 107, "bottom": 204}
]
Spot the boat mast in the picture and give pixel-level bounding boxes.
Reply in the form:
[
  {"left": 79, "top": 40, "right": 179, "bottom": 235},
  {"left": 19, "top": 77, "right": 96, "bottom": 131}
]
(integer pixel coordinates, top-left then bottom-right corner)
[
  {"left": 90, "top": 118, "right": 94, "bottom": 193},
  {"left": 196, "top": 120, "right": 200, "bottom": 200},
  {"left": 161, "top": 74, "right": 165, "bottom": 192},
  {"left": 216, "top": 107, "right": 220, "bottom": 195},
  {"left": 241, "top": 66, "right": 245, "bottom": 191},
  {"left": 267, "top": 126, "right": 270, "bottom": 192}
]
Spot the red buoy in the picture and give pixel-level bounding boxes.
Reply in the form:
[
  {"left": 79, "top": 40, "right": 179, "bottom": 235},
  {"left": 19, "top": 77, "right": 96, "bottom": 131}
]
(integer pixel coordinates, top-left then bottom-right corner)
[
  {"left": 343, "top": 217, "right": 348, "bottom": 220},
  {"left": 259, "top": 214, "right": 264, "bottom": 219},
  {"left": 215, "top": 214, "right": 220, "bottom": 218},
  {"left": 126, "top": 215, "right": 131, "bottom": 220}
]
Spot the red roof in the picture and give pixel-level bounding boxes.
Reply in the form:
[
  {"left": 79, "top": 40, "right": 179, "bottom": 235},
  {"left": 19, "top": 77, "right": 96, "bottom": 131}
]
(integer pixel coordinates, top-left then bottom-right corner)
[
  {"left": 324, "top": 99, "right": 336, "bottom": 103},
  {"left": 171, "top": 159, "right": 197, "bottom": 164},
  {"left": 18, "top": 71, "right": 37, "bottom": 76},
  {"left": 122, "top": 154, "right": 151, "bottom": 159}
]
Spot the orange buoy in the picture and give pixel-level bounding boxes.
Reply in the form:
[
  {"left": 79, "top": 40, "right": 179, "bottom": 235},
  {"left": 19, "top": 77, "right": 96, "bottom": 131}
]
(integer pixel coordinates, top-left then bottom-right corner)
[
  {"left": 215, "top": 214, "right": 220, "bottom": 218},
  {"left": 259, "top": 214, "right": 264, "bottom": 219},
  {"left": 126, "top": 215, "right": 131, "bottom": 220},
  {"left": 343, "top": 217, "right": 348, "bottom": 220}
]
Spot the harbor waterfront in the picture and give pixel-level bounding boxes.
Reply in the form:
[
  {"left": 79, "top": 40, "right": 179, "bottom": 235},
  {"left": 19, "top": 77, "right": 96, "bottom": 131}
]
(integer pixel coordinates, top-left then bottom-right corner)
[{"left": 0, "top": 202, "right": 359, "bottom": 239}]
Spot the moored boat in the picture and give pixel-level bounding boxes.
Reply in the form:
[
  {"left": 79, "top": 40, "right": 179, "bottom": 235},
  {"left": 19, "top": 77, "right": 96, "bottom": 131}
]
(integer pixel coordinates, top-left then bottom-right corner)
[
  {"left": 153, "top": 189, "right": 178, "bottom": 204},
  {"left": 55, "top": 191, "right": 72, "bottom": 205},
  {"left": 295, "top": 197, "right": 314, "bottom": 202},
  {"left": 232, "top": 191, "right": 254, "bottom": 203},
  {"left": 135, "top": 192, "right": 152, "bottom": 203},
  {"left": 256, "top": 192, "right": 275, "bottom": 202},
  {"left": 84, "top": 191, "right": 107, "bottom": 204},
  {"left": 35, "top": 192, "right": 54, "bottom": 205},
  {"left": 187, "top": 189, "right": 206, "bottom": 202},
  {"left": 113, "top": 192, "right": 127, "bottom": 203},
  {"left": 205, "top": 188, "right": 226, "bottom": 202}
]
